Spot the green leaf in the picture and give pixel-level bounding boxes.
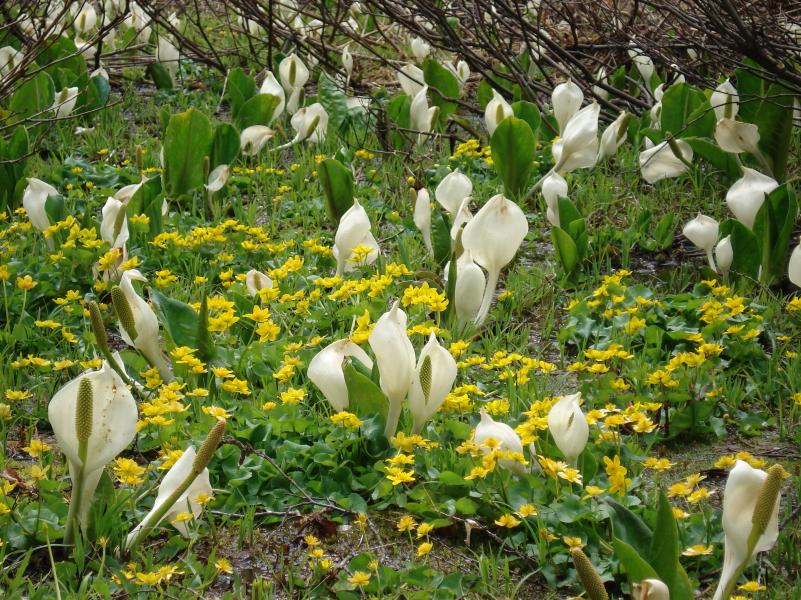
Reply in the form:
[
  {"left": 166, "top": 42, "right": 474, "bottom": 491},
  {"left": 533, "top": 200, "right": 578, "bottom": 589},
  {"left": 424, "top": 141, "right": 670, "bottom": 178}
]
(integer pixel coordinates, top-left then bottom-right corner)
[
  {"left": 44, "top": 194, "right": 66, "bottom": 225},
  {"left": 613, "top": 537, "right": 659, "bottom": 581},
  {"left": 318, "top": 72, "right": 349, "bottom": 134},
  {"left": 605, "top": 498, "right": 653, "bottom": 556},
  {"left": 648, "top": 490, "right": 679, "bottom": 590},
  {"left": 36, "top": 36, "right": 88, "bottom": 92},
  {"left": 162, "top": 108, "right": 213, "bottom": 197},
  {"left": 660, "top": 83, "right": 709, "bottom": 137},
  {"left": 225, "top": 68, "right": 257, "bottom": 118},
  {"left": 210, "top": 123, "right": 240, "bottom": 168},
  {"left": 344, "top": 362, "right": 388, "bottom": 420},
  {"left": 756, "top": 184, "right": 798, "bottom": 283},
  {"left": 147, "top": 63, "right": 173, "bottom": 90},
  {"left": 490, "top": 116, "right": 535, "bottom": 199},
  {"left": 85, "top": 75, "right": 111, "bottom": 112},
  {"left": 10, "top": 72, "right": 55, "bottom": 123},
  {"left": 235, "top": 93, "right": 281, "bottom": 130},
  {"left": 388, "top": 94, "right": 411, "bottom": 128},
  {"left": 438, "top": 471, "right": 468, "bottom": 486},
  {"left": 684, "top": 137, "right": 741, "bottom": 180},
  {"left": 432, "top": 210, "right": 452, "bottom": 268},
  {"left": 511, "top": 100, "right": 541, "bottom": 136},
  {"left": 0, "top": 126, "right": 29, "bottom": 210},
  {"left": 422, "top": 59, "right": 460, "bottom": 122},
  {"left": 150, "top": 290, "right": 199, "bottom": 348},
  {"left": 552, "top": 226, "right": 579, "bottom": 275},
  {"left": 454, "top": 497, "right": 478, "bottom": 515},
  {"left": 318, "top": 158, "right": 354, "bottom": 225},
  {"left": 653, "top": 213, "right": 674, "bottom": 249},
  {"left": 196, "top": 292, "right": 215, "bottom": 363},
  {"left": 128, "top": 176, "right": 164, "bottom": 235},
  {"left": 721, "top": 218, "right": 759, "bottom": 281}
]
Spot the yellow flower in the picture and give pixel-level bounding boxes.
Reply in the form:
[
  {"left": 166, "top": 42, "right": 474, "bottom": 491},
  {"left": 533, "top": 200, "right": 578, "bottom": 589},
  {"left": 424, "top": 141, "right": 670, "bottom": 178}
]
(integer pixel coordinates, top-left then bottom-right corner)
[
  {"left": 347, "top": 571, "right": 371, "bottom": 587},
  {"left": 562, "top": 536, "right": 585, "bottom": 550},
  {"left": 682, "top": 544, "right": 713, "bottom": 557},
  {"left": 279, "top": 387, "right": 305, "bottom": 405},
  {"left": 215, "top": 558, "right": 233, "bottom": 574},
  {"left": 386, "top": 468, "right": 415, "bottom": 486},
  {"left": 112, "top": 457, "right": 147, "bottom": 485},
  {"left": 16, "top": 275, "right": 37, "bottom": 290},
  {"left": 5, "top": 390, "right": 32, "bottom": 401},
  {"left": 397, "top": 515, "right": 417, "bottom": 532},
  {"left": 516, "top": 504, "right": 537, "bottom": 517},
  {"left": 643, "top": 457, "right": 674, "bottom": 471},
  {"left": 22, "top": 438, "right": 50, "bottom": 458},
  {"left": 495, "top": 514, "right": 521, "bottom": 528},
  {"left": 202, "top": 405, "right": 231, "bottom": 419},
  {"left": 221, "top": 378, "right": 250, "bottom": 395},
  {"left": 417, "top": 542, "right": 433, "bottom": 557},
  {"left": 417, "top": 523, "right": 434, "bottom": 537},
  {"left": 738, "top": 581, "right": 766, "bottom": 592}
]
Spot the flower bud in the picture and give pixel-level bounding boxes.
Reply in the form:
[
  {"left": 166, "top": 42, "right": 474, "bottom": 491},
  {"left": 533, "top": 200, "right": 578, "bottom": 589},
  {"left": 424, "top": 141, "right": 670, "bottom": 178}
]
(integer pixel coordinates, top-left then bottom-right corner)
[
  {"left": 75, "top": 378, "right": 93, "bottom": 447},
  {"left": 88, "top": 301, "right": 108, "bottom": 351},
  {"left": 193, "top": 419, "right": 226, "bottom": 473},
  {"left": 751, "top": 464, "right": 784, "bottom": 536},
  {"left": 571, "top": 548, "right": 608, "bottom": 600},
  {"left": 111, "top": 285, "right": 138, "bottom": 341}
]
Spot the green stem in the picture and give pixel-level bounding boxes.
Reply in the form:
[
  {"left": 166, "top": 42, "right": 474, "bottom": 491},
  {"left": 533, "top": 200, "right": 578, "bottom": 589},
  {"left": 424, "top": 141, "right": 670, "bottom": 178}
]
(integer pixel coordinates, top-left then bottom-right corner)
[{"left": 63, "top": 462, "right": 85, "bottom": 546}]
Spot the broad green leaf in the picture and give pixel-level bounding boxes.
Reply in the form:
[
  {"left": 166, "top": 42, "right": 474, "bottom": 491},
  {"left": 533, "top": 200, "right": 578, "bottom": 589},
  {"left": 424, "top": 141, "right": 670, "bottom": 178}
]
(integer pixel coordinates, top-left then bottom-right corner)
[
  {"left": 128, "top": 176, "right": 164, "bottom": 235},
  {"left": 438, "top": 471, "right": 469, "bottom": 487},
  {"left": 36, "top": 36, "right": 88, "bottom": 93},
  {"left": 234, "top": 93, "right": 280, "bottom": 130},
  {"left": 0, "top": 126, "right": 29, "bottom": 210},
  {"left": 147, "top": 63, "right": 173, "bottom": 90},
  {"left": 318, "top": 158, "right": 354, "bottom": 225},
  {"left": 660, "top": 83, "right": 707, "bottom": 137},
  {"left": 648, "top": 490, "right": 679, "bottom": 591},
  {"left": 752, "top": 184, "right": 798, "bottom": 284},
  {"left": 432, "top": 210, "right": 452, "bottom": 268},
  {"left": 455, "top": 497, "right": 478, "bottom": 515},
  {"left": 162, "top": 108, "right": 213, "bottom": 197},
  {"left": 210, "top": 123, "right": 240, "bottom": 168},
  {"left": 44, "top": 194, "right": 66, "bottom": 225},
  {"left": 196, "top": 292, "right": 215, "bottom": 363},
  {"left": 613, "top": 537, "right": 658, "bottom": 581},
  {"left": 387, "top": 94, "right": 411, "bottom": 128},
  {"left": 225, "top": 68, "right": 257, "bottom": 118},
  {"left": 422, "top": 59, "right": 460, "bottom": 122},
  {"left": 653, "top": 213, "right": 674, "bottom": 249},
  {"left": 318, "top": 72, "right": 349, "bottom": 134},
  {"left": 344, "top": 362, "right": 388, "bottom": 420},
  {"left": 557, "top": 197, "right": 582, "bottom": 227},
  {"left": 150, "top": 290, "right": 199, "bottom": 348},
  {"left": 10, "top": 72, "right": 55, "bottom": 123},
  {"left": 684, "top": 137, "right": 741, "bottom": 180},
  {"left": 511, "top": 100, "right": 541, "bottom": 136},
  {"left": 605, "top": 498, "right": 653, "bottom": 556},
  {"left": 490, "top": 116, "right": 535, "bottom": 199},
  {"left": 552, "top": 226, "right": 579, "bottom": 275},
  {"left": 84, "top": 75, "right": 111, "bottom": 112}
]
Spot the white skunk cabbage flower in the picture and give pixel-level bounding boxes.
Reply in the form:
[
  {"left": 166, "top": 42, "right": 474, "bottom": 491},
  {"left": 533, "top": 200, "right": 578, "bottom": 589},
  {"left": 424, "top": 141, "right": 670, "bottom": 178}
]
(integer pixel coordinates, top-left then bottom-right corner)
[
  {"left": 715, "top": 119, "right": 760, "bottom": 155},
  {"left": 49, "top": 359, "right": 137, "bottom": 526},
  {"left": 291, "top": 103, "right": 329, "bottom": 144},
  {"left": 598, "top": 111, "right": 630, "bottom": 160},
  {"left": 0, "top": 46, "right": 23, "bottom": 76},
  {"left": 435, "top": 170, "right": 472, "bottom": 216},
  {"left": 552, "top": 81, "right": 583, "bottom": 135},
  {"left": 682, "top": 214, "right": 719, "bottom": 270},
  {"left": 453, "top": 249, "right": 486, "bottom": 325},
  {"left": 449, "top": 197, "right": 473, "bottom": 240},
  {"left": 408, "top": 333, "right": 457, "bottom": 433},
  {"left": 592, "top": 66, "right": 609, "bottom": 101},
  {"left": 156, "top": 36, "right": 180, "bottom": 78},
  {"left": 628, "top": 48, "right": 655, "bottom": 86},
  {"left": 711, "top": 78, "right": 739, "bottom": 121},
  {"left": 22, "top": 178, "right": 59, "bottom": 233},
  {"left": 75, "top": 3, "right": 98, "bottom": 33},
  {"left": 52, "top": 87, "right": 79, "bottom": 118},
  {"left": 410, "top": 85, "right": 438, "bottom": 143},
  {"left": 725, "top": 167, "right": 778, "bottom": 229},
  {"left": 368, "top": 301, "right": 416, "bottom": 437},
  {"left": 341, "top": 43, "right": 353, "bottom": 82},
  {"left": 789, "top": 238, "right": 801, "bottom": 288},
  {"left": 632, "top": 579, "right": 670, "bottom": 600},
  {"left": 100, "top": 196, "right": 129, "bottom": 249},
  {"left": 712, "top": 461, "right": 781, "bottom": 600},
  {"left": 259, "top": 71, "right": 286, "bottom": 121},
  {"left": 485, "top": 89, "right": 513, "bottom": 137},
  {"left": 117, "top": 269, "right": 173, "bottom": 381},
  {"left": 245, "top": 269, "right": 273, "bottom": 297},
  {"left": 278, "top": 53, "right": 310, "bottom": 92},
  {"left": 462, "top": 194, "right": 528, "bottom": 325},
  {"left": 206, "top": 165, "right": 230, "bottom": 193},
  {"left": 126, "top": 446, "right": 212, "bottom": 543},
  {"left": 413, "top": 188, "right": 433, "bottom": 254},
  {"left": 547, "top": 392, "right": 589, "bottom": 465},
  {"left": 308, "top": 339, "right": 373, "bottom": 412},
  {"left": 240, "top": 125, "right": 274, "bottom": 155},
  {"left": 333, "top": 199, "right": 380, "bottom": 275},
  {"left": 639, "top": 139, "right": 693, "bottom": 183},
  {"left": 410, "top": 37, "right": 431, "bottom": 63},
  {"left": 541, "top": 171, "right": 568, "bottom": 227},
  {"left": 553, "top": 103, "right": 600, "bottom": 174},
  {"left": 398, "top": 64, "right": 425, "bottom": 98},
  {"left": 474, "top": 409, "right": 526, "bottom": 474},
  {"left": 716, "top": 235, "right": 733, "bottom": 276}
]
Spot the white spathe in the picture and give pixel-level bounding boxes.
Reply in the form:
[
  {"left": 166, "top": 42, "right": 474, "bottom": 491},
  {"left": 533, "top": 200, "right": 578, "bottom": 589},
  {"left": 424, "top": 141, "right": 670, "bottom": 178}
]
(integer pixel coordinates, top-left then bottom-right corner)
[
  {"left": 453, "top": 249, "right": 486, "bottom": 324},
  {"left": 552, "top": 103, "right": 600, "bottom": 174},
  {"left": 245, "top": 269, "right": 273, "bottom": 297},
  {"left": 462, "top": 194, "right": 528, "bottom": 325},
  {"left": 485, "top": 89, "right": 513, "bottom": 137},
  {"left": 278, "top": 53, "right": 310, "bottom": 91},
  {"left": 632, "top": 579, "right": 670, "bottom": 600},
  {"left": 240, "top": 125, "right": 274, "bottom": 155},
  {"left": 333, "top": 199, "right": 380, "bottom": 275},
  {"left": 413, "top": 188, "right": 433, "bottom": 254},
  {"left": 125, "top": 446, "right": 213, "bottom": 544},
  {"left": 368, "top": 301, "right": 416, "bottom": 437},
  {"left": 408, "top": 333, "right": 457, "bottom": 433},
  {"left": 22, "top": 178, "right": 59, "bottom": 233},
  {"left": 788, "top": 239, "right": 801, "bottom": 288},
  {"left": 547, "top": 392, "right": 589, "bottom": 465},
  {"left": 290, "top": 103, "right": 329, "bottom": 143},
  {"left": 598, "top": 111, "right": 629, "bottom": 160},
  {"left": 712, "top": 461, "right": 780, "bottom": 600},
  {"left": 474, "top": 409, "right": 526, "bottom": 474},
  {"left": 715, "top": 119, "right": 760, "bottom": 155},
  {"left": 552, "top": 81, "right": 583, "bottom": 135},
  {"left": 435, "top": 170, "right": 472, "bottom": 216},
  {"left": 715, "top": 235, "right": 733, "bottom": 276},
  {"left": 725, "top": 168, "right": 779, "bottom": 229},
  {"left": 259, "top": 71, "right": 286, "bottom": 121},
  {"left": 205, "top": 165, "right": 230, "bottom": 193},
  {"left": 100, "top": 196, "right": 129, "bottom": 249},
  {"left": 711, "top": 78, "right": 739, "bottom": 121},
  {"left": 639, "top": 139, "right": 693, "bottom": 183},
  {"left": 682, "top": 214, "right": 719, "bottom": 270},
  {"left": 308, "top": 338, "right": 373, "bottom": 412},
  {"left": 541, "top": 171, "right": 568, "bottom": 227},
  {"left": 398, "top": 63, "right": 425, "bottom": 98},
  {"left": 52, "top": 87, "right": 79, "bottom": 118}
]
